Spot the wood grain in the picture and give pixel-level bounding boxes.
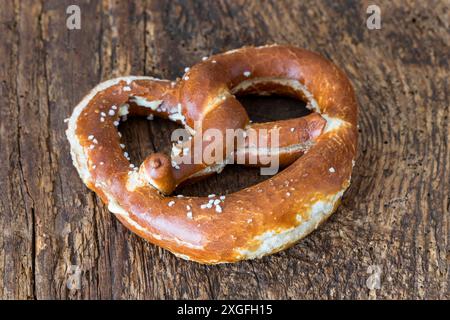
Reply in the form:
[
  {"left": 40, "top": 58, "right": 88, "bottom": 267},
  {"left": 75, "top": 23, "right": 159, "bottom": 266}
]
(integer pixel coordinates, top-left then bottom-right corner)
[{"left": 0, "top": 0, "right": 448, "bottom": 299}]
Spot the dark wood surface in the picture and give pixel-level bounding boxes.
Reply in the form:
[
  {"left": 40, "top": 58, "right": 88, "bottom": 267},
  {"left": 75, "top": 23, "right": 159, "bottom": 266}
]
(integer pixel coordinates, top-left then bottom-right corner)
[{"left": 0, "top": 0, "right": 448, "bottom": 299}]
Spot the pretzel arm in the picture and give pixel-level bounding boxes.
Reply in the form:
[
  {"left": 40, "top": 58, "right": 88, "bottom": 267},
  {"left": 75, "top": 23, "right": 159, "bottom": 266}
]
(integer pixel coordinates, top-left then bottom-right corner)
[
  {"left": 140, "top": 112, "right": 326, "bottom": 194},
  {"left": 240, "top": 112, "right": 326, "bottom": 167}
]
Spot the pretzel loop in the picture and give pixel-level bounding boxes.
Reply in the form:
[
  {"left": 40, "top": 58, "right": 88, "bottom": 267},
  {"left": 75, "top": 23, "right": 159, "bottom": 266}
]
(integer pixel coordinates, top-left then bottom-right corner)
[{"left": 67, "top": 45, "right": 357, "bottom": 263}]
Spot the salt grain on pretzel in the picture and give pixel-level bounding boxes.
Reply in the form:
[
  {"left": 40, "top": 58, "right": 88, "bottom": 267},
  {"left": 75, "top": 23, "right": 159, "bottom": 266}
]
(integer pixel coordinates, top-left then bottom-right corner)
[{"left": 66, "top": 45, "right": 357, "bottom": 263}]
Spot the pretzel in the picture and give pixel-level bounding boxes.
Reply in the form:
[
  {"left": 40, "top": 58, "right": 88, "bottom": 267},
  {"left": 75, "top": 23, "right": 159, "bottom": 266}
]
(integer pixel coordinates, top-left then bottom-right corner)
[{"left": 66, "top": 45, "right": 357, "bottom": 263}]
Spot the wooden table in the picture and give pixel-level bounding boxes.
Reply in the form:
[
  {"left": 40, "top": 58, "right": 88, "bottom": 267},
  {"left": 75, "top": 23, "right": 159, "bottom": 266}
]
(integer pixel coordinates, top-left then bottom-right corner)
[{"left": 0, "top": 0, "right": 448, "bottom": 299}]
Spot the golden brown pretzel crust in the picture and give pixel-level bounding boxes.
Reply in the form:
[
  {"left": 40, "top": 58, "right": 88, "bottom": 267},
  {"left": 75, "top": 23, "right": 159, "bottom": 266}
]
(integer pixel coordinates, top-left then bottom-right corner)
[{"left": 66, "top": 45, "right": 358, "bottom": 263}]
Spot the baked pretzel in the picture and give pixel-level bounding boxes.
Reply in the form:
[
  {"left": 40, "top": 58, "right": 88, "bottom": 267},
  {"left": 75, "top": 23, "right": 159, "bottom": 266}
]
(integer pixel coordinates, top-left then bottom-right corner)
[{"left": 66, "top": 45, "right": 357, "bottom": 263}]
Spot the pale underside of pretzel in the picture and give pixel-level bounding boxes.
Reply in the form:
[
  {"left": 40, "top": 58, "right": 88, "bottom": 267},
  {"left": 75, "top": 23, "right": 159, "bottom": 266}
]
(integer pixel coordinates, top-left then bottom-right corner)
[{"left": 66, "top": 45, "right": 357, "bottom": 264}]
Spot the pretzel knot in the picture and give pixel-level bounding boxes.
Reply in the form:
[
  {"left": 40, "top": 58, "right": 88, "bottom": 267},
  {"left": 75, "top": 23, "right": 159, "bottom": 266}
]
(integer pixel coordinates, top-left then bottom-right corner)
[{"left": 66, "top": 45, "right": 357, "bottom": 263}]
